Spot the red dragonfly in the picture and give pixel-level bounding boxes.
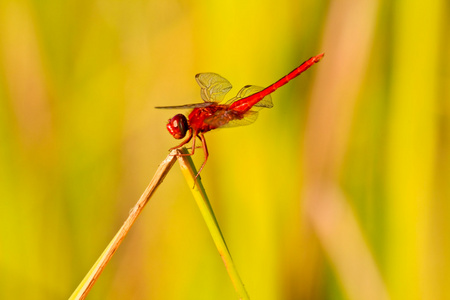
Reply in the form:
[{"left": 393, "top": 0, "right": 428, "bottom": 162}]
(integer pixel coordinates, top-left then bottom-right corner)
[{"left": 156, "top": 53, "right": 324, "bottom": 178}]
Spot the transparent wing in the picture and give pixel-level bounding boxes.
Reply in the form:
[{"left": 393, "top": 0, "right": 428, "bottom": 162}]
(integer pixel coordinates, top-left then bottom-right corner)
[
  {"left": 204, "top": 110, "right": 259, "bottom": 129},
  {"left": 221, "top": 110, "right": 259, "bottom": 128},
  {"left": 226, "top": 85, "right": 273, "bottom": 110},
  {"left": 155, "top": 102, "right": 214, "bottom": 109},
  {"left": 195, "top": 73, "right": 232, "bottom": 103}
]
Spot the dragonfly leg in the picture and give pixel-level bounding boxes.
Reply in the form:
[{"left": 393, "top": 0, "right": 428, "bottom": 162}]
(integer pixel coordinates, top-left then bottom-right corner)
[
  {"left": 195, "top": 133, "right": 209, "bottom": 180},
  {"left": 171, "top": 130, "right": 200, "bottom": 157},
  {"left": 169, "top": 130, "right": 194, "bottom": 154}
]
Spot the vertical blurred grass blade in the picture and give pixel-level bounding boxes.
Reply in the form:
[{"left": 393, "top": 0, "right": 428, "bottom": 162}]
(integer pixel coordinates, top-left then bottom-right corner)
[
  {"left": 177, "top": 148, "right": 250, "bottom": 300},
  {"left": 387, "top": 0, "right": 444, "bottom": 298},
  {"left": 69, "top": 152, "right": 177, "bottom": 300},
  {"left": 303, "top": 0, "right": 389, "bottom": 298},
  {"left": 303, "top": 187, "right": 390, "bottom": 300}
]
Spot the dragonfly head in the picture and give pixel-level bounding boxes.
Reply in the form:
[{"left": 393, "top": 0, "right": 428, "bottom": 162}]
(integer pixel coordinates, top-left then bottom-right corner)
[{"left": 167, "top": 114, "right": 189, "bottom": 139}]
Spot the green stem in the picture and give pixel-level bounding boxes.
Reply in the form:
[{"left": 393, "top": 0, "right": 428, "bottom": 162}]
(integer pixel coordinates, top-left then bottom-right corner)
[{"left": 177, "top": 147, "right": 250, "bottom": 300}]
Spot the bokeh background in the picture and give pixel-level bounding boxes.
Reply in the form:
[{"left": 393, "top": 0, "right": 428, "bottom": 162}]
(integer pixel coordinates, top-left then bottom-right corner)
[{"left": 0, "top": 0, "right": 449, "bottom": 299}]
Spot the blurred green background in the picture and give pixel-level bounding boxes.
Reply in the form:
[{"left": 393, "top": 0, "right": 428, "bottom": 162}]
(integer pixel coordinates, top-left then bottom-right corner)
[{"left": 0, "top": 0, "right": 449, "bottom": 299}]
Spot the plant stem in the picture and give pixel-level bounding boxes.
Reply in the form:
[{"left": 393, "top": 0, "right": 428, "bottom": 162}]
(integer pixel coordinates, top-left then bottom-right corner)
[
  {"left": 177, "top": 147, "right": 250, "bottom": 300},
  {"left": 69, "top": 151, "right": 178, "bottom": 300}
]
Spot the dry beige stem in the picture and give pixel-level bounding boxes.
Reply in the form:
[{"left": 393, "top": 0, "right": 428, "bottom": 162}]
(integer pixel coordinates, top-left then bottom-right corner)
[{"left": 71, "top": 151, "right": 178, "bottom": 300}]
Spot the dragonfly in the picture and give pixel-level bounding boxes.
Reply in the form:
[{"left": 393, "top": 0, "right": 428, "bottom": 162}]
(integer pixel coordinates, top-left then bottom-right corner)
[{"left": 156, "top": 53, "right": 324, "bottom": 179}]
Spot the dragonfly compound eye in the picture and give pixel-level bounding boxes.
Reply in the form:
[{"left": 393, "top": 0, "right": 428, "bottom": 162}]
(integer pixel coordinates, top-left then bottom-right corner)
[{"left": 167, "top": 114, "right": 188, "bottom": 139}]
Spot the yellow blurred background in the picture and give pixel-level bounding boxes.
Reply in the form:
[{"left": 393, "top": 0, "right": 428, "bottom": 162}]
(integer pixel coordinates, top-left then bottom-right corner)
[{"left": 0, "top": 0, "right": 448, "bottom": 299}]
